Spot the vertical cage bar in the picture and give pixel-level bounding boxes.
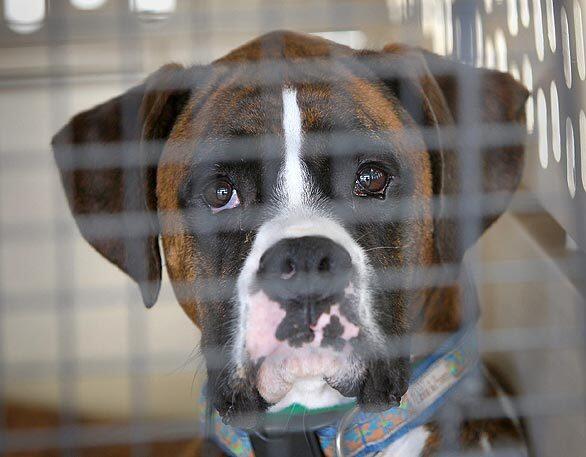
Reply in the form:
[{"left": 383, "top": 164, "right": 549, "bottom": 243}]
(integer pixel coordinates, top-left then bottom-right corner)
[{"left": 47, "top": 1, "right": 78, "bottom": 455}]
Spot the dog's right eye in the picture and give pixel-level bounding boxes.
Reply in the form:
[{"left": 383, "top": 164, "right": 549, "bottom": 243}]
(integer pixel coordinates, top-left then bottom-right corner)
[
  {"left": 353, "top": 164, "right": 392, "bottom": 198},
  {"left": 202, "top": 179, "right": 240, "bottom": 213}
]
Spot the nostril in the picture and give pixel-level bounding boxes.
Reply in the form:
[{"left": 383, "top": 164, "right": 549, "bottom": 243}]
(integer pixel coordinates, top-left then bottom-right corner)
[
  {"left": 258, "top": 255, "right": 266, "bottom": 275},
  {"left": 280, "top": 258, "right": 296, "bottom": 279},
  {"left": 318, "top": 257, "right": 330, "bottom": 272}
]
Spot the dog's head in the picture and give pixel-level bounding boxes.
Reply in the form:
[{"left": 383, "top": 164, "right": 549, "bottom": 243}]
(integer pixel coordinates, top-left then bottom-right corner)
[{"left": 52, "top": 31, "right": 528, "bottom": 424}]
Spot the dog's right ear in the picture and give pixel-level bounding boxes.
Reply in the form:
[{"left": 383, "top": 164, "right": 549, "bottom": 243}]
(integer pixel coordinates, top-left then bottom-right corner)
[{"left": 52, "top": 64, "right": 195, "bottom": 308}]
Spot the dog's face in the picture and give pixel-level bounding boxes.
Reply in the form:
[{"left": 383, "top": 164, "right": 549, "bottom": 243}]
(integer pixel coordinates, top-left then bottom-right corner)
[
  {"left": 160, "top": 67, "right": 433, "bottom": 415},
  {"left": 52, "top": 31, "right": 528, "bottom": 424}
]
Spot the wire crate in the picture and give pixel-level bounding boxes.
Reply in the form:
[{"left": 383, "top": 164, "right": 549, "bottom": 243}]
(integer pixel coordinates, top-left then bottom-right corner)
[{"left": 0, "top": 1, "right": 584, "bottom": 456}]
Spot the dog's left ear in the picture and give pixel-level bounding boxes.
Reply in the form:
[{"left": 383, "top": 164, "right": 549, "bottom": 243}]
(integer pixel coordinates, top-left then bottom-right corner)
[
  {"left": 52, "top": 64, "right": 193, "bottom": 307},
  {"left": 362, "top": 45, "right": 529, "bottom": 264}
]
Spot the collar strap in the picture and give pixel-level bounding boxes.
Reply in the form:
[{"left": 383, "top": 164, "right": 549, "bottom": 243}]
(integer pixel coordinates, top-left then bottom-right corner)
[
  {"left": 199, "top": 326, "right": 479, "bottom": 457},
  {"left": 249, "top": 429, "right": 325, "bottom": 457}
]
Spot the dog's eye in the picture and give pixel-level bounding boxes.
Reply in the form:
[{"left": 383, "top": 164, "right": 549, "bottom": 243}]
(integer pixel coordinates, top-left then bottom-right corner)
[
  {"left": 353, "top": 164, "right": 391, "bottom": 198},
  {"left": 202, "top": 179, "right": 240, "bottom": 213}
]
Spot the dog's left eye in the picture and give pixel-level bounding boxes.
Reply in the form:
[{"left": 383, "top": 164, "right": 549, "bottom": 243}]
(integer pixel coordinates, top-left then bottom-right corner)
[
  {"left": 202, "top": 179, "right": 241, "bottom": 213},
  {"left": 353, "top": 164, "right": 391, "bottom": 198}
]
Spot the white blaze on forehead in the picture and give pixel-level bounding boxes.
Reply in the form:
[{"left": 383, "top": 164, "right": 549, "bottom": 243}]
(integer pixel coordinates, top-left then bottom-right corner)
[{"left": 281, "top": 88, "right": 308, "bottom": 207}]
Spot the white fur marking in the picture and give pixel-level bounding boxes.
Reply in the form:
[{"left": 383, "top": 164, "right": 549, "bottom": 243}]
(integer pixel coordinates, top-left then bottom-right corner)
[
  {"left": 268, "top": 377, "right": 353, "bottom": 412},
  {"left": 381, "top": 426, "right": 430, "bottom": 457},
  {"left": 480, "top": 433, "right": 492, "bottom": 453},
  {"left": 281, "top": 88, "right": 306, "bottom": 207}
]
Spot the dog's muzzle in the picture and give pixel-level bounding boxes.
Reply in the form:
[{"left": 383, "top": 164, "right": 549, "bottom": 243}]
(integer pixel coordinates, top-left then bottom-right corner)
[{"left": 243, "top": 235, "right": 362, "bottom": 403}]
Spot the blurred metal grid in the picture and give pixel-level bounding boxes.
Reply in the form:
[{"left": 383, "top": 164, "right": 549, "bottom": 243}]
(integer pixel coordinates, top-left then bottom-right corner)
[{"left": 0, "top": 0, "right": 584, "bottom": 456}]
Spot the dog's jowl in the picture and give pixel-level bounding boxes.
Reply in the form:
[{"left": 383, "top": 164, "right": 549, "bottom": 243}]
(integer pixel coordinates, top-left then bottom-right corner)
[{"left": 52, "top": 31, "right": 529, "bottom": 455}]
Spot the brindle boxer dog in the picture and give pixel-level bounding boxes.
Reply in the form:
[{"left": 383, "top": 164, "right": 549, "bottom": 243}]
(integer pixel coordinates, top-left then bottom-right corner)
[{"left": 52, "top": 31, "right": 529, "bottom": 456}]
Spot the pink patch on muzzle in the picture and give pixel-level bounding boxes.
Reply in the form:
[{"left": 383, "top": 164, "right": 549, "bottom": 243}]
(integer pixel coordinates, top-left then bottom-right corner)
[
  {"left": 245, "top": 290, "right": 287, "bottom": 362},
  {"left": 245, "top": 291, "right": 360, "bottom": 361},
  {"left": 245, "top": 290, "right": 361, "bottom": 403},
  {"left": 310, "top": 304, "right": 360, "bottom": 346}
]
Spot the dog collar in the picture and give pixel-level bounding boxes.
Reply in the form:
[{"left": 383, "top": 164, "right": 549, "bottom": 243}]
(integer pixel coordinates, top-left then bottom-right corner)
[{"left": 198, "top": 325, "right": 479, "bottom": 457}]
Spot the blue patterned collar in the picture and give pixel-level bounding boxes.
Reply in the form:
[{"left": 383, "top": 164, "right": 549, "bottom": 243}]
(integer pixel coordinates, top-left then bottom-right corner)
[{"left": 198, "top": 325, "right": 479, "bottom": 457}]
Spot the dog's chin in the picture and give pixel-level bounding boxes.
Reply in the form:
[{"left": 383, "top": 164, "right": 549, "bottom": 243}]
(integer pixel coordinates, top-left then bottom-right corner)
[
  {"left": 211, "top": 353, "right": 409, "bottom": 427},
  {"left": 253, "top": 349, "right": 410, "bottom": 414},
  {"left": 255, "top": 345, "right": 359, "bottom": 407}
]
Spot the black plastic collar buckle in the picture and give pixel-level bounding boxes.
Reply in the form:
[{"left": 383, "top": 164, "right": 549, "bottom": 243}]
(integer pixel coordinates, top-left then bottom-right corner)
[
  {"left": 249, "top": 429, "right": 324, "bottom": 457},
  {"left": 245, "top": 406, "right": 352, "bottom": 457}
]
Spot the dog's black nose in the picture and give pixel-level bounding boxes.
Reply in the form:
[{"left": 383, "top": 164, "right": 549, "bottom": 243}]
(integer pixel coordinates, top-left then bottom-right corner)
[{"left": 257, "top": 236, "right": 353, "bottom": 303}]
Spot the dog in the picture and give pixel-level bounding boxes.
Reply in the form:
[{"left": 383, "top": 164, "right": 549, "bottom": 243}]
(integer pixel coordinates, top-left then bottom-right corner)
[{"left": 52, "top": 31, "right": 529, "bottom": 456}]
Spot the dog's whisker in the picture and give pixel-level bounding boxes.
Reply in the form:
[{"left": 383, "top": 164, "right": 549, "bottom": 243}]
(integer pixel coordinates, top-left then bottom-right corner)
[
  {"left": 190, "top": 359, "right": 206, "bottom": 398},
  {"left": 168, "top": 343, "right": 204, "bottom": 377},
  {"left": 364, "top": 245, "right": 401, "bottom": 252},
  {"left": 353, "top": 232, "right": 371, "bottom": 243}
]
